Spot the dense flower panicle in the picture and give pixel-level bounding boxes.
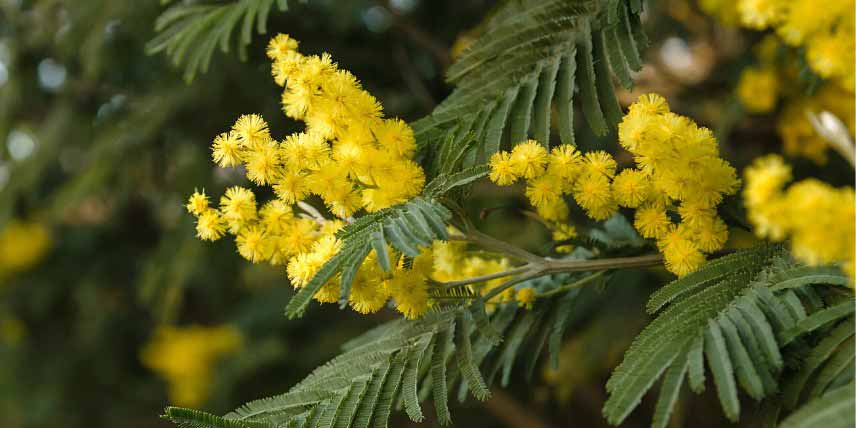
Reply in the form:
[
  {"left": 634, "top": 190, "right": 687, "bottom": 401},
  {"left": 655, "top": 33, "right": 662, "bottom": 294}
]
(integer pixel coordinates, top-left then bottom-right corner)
[
  {"left": 488, "top": 93, "right": 738, "bottom": 276},
  {"left": 186, "top": 34, "right": 439, "bottom": 317},
  {"left": 744, "top": 155, "right": 856, "bottom": 282},
  {"left": 141, "top": 325, "right": 242, "bottom": 407}
]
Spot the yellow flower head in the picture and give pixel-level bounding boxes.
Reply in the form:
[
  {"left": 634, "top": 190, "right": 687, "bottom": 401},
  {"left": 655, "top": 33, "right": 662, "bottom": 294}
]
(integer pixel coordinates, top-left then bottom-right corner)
[
  {"left": 195, "top": 209, "right": 227, "bottom": 241},
  {"left": 629, "top": 93, "right": 670, "bottom": 116},
  {"left": 244, "top": 141, "right": 281, "bottom": 185},
  {"left": 509, "top": 140, "right": 549, "bottom": 179},
  {"left": 186, "top": 189, "right": 210, "bottom": 215},
  {"left": 266, "top": 33, "right": 299, "bottom": 60},
  {"left": 211, "top": 132, "right": 243, "bottom": 167},
  {"left": 551, "top": 223, "right": 577, "bottom": 253},
  {"left": 526, "top": 174, "right": 563, "bottom": 208},
  {"left": 219, "top": 186, "right": 258, "bottom": 232},
  {"left": 583, "top": 150, "right": 617, "bottom": 179},
  {"left": 232, "top": 114, "right": 270, "bottom": 147},
  {"left": 572, "top": 173, "right": 617, "bottom": 221},
  {"left": 386, "top": 269, "right": 429, "bottom": 319},
  {"left": 374, "top": 118, "right": 416, "bottom": 158},
  {"left": 634, "top": 206, "right": 672, "bottom": 239},
  {"left": 236, "top": 225, "right": 272, "bottom": 263},
  {"left": 489, "top": 151, "right": 520, "bottom": 185},
  {"left": 547, "top": 144, "right": 583, "bottom": 180},
  {"left": 659, "top": 227, "right": 706, "bottom": 276},
  {"left": 612, "top": 169, "right": 650, "bottom": 208}
]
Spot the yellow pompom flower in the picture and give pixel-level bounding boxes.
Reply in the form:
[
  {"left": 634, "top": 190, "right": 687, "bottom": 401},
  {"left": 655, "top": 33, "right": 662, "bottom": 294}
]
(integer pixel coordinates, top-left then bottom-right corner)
[
  {"left": 536, "top": 198, "right": 570, "bottom": 222},
  {"left": 273, "top": 171, "right": 310, "bottom": 204},
  {"left": 219, "top": 187, "right": 258, "bottom": 232},
  {"left": 573, "top": 174, "right": 617, "bottom": 220},
  {"left": 349, "top": 280, "right": 388, "bottom": 314},
  {"left": 186, "top": 190, "right": 210, "bottom": 215},
  {"left": 612, "top": 169, "right": 650, "bottom": 208},
  {"left": 244, "top": 141, "right": 281, "bottom": 185},
  {"left": 677, "top": 199, "right": 716, "bottom": 228},
  {"left": 583, "top": 151, "right": 617, "bottom": 178},
  {"left": 211, "top": 132, "right": 243, "bottom": 167},
  {"left": 232, "top": 114, "right": 270, "bottom": 147},
  {"left": 259, "top": 200, "right": 294, "bottom": 235},
  {"left": 634, "top": 206, "right": 672, "bottom": 239},
  {"left": 509, "top": 140, "right": 549, "bottom": 179},
  {"left": 629, "top": 93, "right": 670, "bottom": 116},
  {"left": 266, "top": 33, "right": 299, "bottom": 60},
  {"left": 737, "top": 67, "right": 779, "bottom": 113},
  {"left": 526, "top": 174, "right": 563, "bottom": 208},
  {"left": 659, "top": 227, "right": 706, "bottom": 276},
  {"left": 387, "top": 269, "right": 429, "bottom": 319},
  {"left": 374, "top": 118, "right": 416, "bottom": 158},
  {"left": 547, "top": 144, "right": 583, "bottom": 180},
  {"left": 489, "top": 151, "right": 519, "bottom": 185},
  {"left": 236, "top": 226, "right": 271, "bottom": 263},
  {"left": 195, "top": 209, "right": 227, "bottom": 241},
  {"left": 282, "top": 132, "right": 331, "bottom": 171},
  {"left": 689, "top": 216, "right": 729, "bottom": 253}
]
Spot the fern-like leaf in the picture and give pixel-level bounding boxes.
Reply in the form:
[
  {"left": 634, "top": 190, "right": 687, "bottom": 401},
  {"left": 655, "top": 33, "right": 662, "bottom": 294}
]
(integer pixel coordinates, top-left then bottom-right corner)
[
  {"left": 603, "top": 244, "right": 852, "bottom": 426},
  {"left": 414, "top": 0, "right": 647, "bottom": 175},
  {"left": 147, "top": 0, "right": 296, "bottom": 82}
]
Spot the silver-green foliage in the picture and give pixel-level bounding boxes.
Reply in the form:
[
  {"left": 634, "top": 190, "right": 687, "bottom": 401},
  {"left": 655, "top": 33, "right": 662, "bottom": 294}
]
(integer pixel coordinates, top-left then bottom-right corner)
[
  {"left": 414, "top": 0, "right": 647, "bottom": 174},
  {"left": 603, "top": 244, "right": 854, "bottom": 427},
  {"left": 167, "top": 287, "right": 594, "bottom": 428},
  {"left": 147, "top": 0, "right": 299, "bottom": 82}
]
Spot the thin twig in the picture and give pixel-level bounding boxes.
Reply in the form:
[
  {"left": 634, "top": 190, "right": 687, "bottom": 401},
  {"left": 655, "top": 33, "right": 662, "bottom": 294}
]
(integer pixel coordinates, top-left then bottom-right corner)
[
  {"left": 432, "top": 265, "right": 531, "bottom": 288},
  {"left": 536, "top": 271, "right": 606, "bottom": 298},
  {"left": 449, "top": 229, "right": 543, "bottom": 264}
]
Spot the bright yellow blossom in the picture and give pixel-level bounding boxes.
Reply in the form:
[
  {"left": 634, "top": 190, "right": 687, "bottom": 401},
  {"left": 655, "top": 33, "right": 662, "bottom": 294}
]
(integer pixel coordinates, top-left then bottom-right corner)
[
  {"left": 737, "top": 67, "right": 779, "bottom": 113},
  {"left": 185, "top": 190, "right": 210, "bottom": 215},
  {"left": 516, "top": 288, "right": 536, "bottom": 309},
  {"left": 509, "top": 140, "right": 549, "bottom": 179}
]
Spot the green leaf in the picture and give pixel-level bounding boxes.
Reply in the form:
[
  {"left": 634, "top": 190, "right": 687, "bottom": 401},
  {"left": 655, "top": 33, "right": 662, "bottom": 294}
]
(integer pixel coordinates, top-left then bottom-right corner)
[
  {"left": 148, "top": 0, "right": 294, "bottom": 82},
  {"left": 164, "top": 407, "right": 274, "bottom": 428},
  {"left": 705, "top": 320, "right": 740, "bottom": 421},
  {"left": 413, "top": 0, "right": 648, "bottom": 168},
  {"left": 781, "top": 300, "right": 855, "bottom": 345},
  {"left": 779, "top": 385, "right": 856, "bottom": 428}
]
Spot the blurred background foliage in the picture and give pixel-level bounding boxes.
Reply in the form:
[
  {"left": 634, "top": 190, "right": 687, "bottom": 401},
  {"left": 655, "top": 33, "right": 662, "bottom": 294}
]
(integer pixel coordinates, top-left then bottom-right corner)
[{"left": 0, "top": 1, "right": 851, "bottom": 427}]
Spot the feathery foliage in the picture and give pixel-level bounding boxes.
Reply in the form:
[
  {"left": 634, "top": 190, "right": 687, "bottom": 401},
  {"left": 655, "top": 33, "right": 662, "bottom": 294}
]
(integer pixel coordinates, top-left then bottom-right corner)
[
  {"left": 172, "top": 285, "right": 596, "bottom": 428},
  {"left": 414, "top": 0, "right": 647, "bottom": 174},
  {"left": 604, "top": 244, "right": 853, "bottom": 427},
  {"left": 147, "top": 0, "right": 298, "bottom": 81}
]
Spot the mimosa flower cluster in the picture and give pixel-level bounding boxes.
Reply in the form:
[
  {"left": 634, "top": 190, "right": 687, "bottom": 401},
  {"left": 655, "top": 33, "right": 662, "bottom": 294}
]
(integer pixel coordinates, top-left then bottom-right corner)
[
  {"left": 141, "top": 324, "right": 242, "bottom": 407},
  {"left": 733, "top": 36, "right": 855, "bottom": 165},
  {"left": 185, "top": 34, "right": 432, "bottom": 317},
  {"left": 186, "top": 34, "right": 535, "bottom": 320},
  {"left": 744, "top": 155, "right": 855, "bottom": 282},
  {"left": 489, "top": 94, "right": 740, "bottom": 276},
  {"left": 703, "top": 0, "right": 855, "bottom": 91}
]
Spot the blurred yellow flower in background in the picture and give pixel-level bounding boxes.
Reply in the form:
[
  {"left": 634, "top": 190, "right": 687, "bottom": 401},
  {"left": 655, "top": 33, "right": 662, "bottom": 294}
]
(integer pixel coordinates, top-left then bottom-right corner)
[
  {"left": 0, "top": 220, "right": 51, "bottom": 278},
  {"left": 141, "top": 325, "right": 243, "bottom": 407}
]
